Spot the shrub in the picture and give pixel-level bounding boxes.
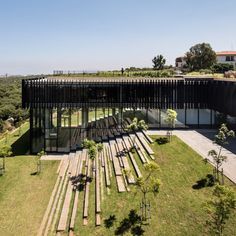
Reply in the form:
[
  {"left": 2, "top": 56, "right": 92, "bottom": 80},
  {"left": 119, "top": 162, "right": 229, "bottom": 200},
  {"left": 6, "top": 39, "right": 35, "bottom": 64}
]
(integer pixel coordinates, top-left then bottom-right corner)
[
  {"left": 199, "top": 69, "right": 213, "bottom": 74},
  {"left": 211, "top": 63, "right": 234, "bottom": 73}
]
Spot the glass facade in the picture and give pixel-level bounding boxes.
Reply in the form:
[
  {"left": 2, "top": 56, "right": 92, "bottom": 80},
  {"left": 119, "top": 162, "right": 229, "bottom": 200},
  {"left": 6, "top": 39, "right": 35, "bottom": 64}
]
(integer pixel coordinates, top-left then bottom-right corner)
[
  {"left": 30, "top": 107, "right": 222, "bottom": 153},
  {"left": 23, "top": 77, "right": 236, "bottom": 154}
]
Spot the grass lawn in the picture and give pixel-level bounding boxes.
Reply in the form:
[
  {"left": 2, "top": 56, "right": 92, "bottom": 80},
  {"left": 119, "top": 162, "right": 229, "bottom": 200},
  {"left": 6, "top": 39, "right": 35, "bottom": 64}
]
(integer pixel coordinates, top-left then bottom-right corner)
[
  {"left": 0, "top": 122, "right": 29, "bottom": 146},
  {"left": 72, "top": 135, "right": 236, "bottom": 236},
  {"left": 0, "top": 156, "right": 59, "bottom": 236},
  {"left": 0, "top": 135, "right": 235, "bottom": 236}
]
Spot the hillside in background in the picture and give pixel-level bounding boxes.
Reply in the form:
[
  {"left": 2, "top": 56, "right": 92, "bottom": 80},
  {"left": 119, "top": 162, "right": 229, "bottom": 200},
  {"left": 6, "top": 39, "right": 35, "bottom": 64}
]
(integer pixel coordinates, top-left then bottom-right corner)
[{"left": 0, "top": 76, "right": 29, "bottom": 133}]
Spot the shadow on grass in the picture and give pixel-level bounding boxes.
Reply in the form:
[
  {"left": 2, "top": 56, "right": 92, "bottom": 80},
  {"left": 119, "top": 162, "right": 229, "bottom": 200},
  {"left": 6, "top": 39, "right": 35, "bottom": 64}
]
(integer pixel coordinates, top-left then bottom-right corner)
[
  {"left": 155, "top": 137, "right": 169, "bottom": 145},
  {"left": 192, "top": 174, "right": 215, "bottom": 189},
  {"left": 70, "top": 174, "right": 93, "bottom": 192},
  {"left": 11, "top": 130, "right": 30, "bottom": 155},
  {"left": 30, "top": 171, "right": 38, "bottom": 176},
  {"left": 104, "top": 215, "right": 117, "bottom": 229},
  {"left": 115, "top": 209, "right": 144, "bottom": 235}
]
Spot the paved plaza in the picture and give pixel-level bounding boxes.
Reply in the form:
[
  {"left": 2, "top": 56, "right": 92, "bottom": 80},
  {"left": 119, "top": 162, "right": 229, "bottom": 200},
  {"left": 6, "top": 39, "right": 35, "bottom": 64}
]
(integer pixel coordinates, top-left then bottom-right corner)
[{"left": 147, "top": 129, "right": 236, "bottom": 184}]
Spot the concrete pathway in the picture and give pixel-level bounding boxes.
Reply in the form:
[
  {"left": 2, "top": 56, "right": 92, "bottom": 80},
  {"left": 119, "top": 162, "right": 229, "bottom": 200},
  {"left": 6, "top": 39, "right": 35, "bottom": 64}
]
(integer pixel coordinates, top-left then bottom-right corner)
[
  {"left": 41, "top": 155, "right": 65, "bottom": 161},
  {"left": 147, "top": 129, "right": 236, "bottom": 184}
]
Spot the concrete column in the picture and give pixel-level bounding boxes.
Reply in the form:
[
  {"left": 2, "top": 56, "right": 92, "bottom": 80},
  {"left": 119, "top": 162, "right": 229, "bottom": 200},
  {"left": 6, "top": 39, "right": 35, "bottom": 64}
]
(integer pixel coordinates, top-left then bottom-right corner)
[
  {"left": 112, "top": 108, "right": 116, "bottom": 116},
  {"left": 118, "top": 108, "right": 123, "bottom": 126},
  {"left": 45, "top": 109, "right": 50, "bottom": 129},
  {"left": 57, "top": 108, "right": 62, "bottom": 127},
  {"left": 82, "top": 108, "right": 89, "bottom": 129}
]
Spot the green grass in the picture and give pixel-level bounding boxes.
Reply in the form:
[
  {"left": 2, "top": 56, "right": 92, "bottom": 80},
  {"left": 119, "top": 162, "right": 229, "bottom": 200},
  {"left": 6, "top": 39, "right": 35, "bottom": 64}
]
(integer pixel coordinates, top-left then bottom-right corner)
[
  {"left": 0, "top": 122, "right": 29, "bottom": 146},
  {"left": 0, "top": 135, "right": 235, "bottom": 236},
  {"left": 72, "top": 136, "right": 236, "bottom": 236},
  {"left": 0, "top": 156, "right": 59, "bottom": 236},
  {"left": 0, "top": 122, "right": 30, "bottom": 155}
]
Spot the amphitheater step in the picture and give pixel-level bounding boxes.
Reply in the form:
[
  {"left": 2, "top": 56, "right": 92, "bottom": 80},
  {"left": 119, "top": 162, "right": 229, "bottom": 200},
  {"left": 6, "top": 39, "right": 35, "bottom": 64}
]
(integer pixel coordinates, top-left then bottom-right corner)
[{"left": 57, "top": 153, "right": 78, "bottom": 232}]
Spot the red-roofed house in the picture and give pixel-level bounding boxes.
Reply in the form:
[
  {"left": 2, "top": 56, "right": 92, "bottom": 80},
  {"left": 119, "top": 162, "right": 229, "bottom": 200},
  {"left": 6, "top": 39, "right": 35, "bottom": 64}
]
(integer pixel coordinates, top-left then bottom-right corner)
[{"left": 216, "top": 51, "right": 236, "bottom": 68}]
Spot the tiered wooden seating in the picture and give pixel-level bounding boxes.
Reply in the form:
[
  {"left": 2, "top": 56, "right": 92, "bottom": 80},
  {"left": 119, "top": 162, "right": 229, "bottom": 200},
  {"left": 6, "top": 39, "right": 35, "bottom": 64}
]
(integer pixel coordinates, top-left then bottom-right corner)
[
  {"left": 100, "top": 150, "right": 105, "bottom": 167},
  {"left": 44, "top": 156, "right": 70, "bottom": 235},
  {"left": 115, "top": 139, "right": 124, "bottom": 168},
  {"left": 109, "top": 141, "right": 122, "bottom": 176},
  {"left": 95, "top": 154, "right": 101, "bottom": 226},
  {"left": 142, "top": 130, "right": 154, "bottom": 144},
  {"left": 57, "top": 153, "right": 79, "bottom": 232},
  {"left": 103, "top": 148, "right": 111, "bottom": 186},
  {"left": 69, "top": 150, "right": 83, "bottom": 230},
  {"left": 56, "top": 159, "right": 63, "bottom": 174},
  {"left": 116, "top": 176, "right": 126, "bottom": 192},
  {"left": 71, "top": 128, "right": 81, "bottom": 149},
  {"left": 136, "top": 132, "right": 155, "bottom": 159},
  {"left": 37, "top": 155, "right": 69, "bottom": 236},
  {"left": 122, "top": 155, "right": 135, "bottom": 184},
  {"left": 129, "top": 134, "right": 148, "bottom": 163},
  {"left": 115, "top": 138, "right": 136, "bottom": 184},
  {"left": 128, "top": 152, "right": 142, "bottom": 178},
  {"left": 51, "top": 156, "right": 71, "bottom": 232},
  {"left": 100, "top": 157, "right": 105, "bottom": 200},
  {"left": 103, "top": 144, "right": 113, "bottom": 178},
  {"left": 126, "top": 117, "right": 132, "bottom": 124},
  {"left": 122, "top": 135, "right": 132, "bottom": 151},
  {"left": 83, "top": 154, "right": 91, "bottom": 225},
  {"left": 109, "top": 141, "right": 126, "bottom": 192}
]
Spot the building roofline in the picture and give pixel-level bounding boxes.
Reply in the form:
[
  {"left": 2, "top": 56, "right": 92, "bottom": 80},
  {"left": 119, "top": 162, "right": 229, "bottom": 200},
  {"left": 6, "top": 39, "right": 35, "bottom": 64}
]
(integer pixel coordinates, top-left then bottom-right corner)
[{"left": 216, "top": 51, "right": 236, "bottom": 56}]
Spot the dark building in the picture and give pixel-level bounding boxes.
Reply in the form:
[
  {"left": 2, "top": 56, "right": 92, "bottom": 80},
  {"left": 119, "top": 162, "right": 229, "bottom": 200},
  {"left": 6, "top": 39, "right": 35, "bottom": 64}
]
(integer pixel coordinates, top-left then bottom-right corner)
[{"left": 22, "top": 76, "right": 236, "bottom": 153}]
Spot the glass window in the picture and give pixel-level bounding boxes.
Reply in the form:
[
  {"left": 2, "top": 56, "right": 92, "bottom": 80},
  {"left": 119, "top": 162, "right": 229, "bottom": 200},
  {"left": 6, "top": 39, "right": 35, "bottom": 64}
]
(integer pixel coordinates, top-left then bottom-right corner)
[
  {"left": 226, "top": 56, "right": 234, "bottom": 61},
  {"left": 186, "top": 109, "right": 198, "bottom": 125},
  {"left": 199, "top": 109, "right": 211, "bottom": 125}
]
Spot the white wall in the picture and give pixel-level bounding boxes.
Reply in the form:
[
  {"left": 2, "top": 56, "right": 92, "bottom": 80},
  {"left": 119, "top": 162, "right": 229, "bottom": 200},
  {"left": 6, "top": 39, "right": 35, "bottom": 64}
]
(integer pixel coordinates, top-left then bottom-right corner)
[{"left": 216, "top": 55, "right": 236, "bottom": 68}]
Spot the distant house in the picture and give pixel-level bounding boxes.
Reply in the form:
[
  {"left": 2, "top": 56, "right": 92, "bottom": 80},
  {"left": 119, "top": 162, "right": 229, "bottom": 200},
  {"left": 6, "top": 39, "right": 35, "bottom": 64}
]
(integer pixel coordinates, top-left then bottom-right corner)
[
  {"left": 216, "top": 51, "right": 236, "bottom": 69},
  {"left": 175, "top": 56, "right": 186, "bottom": 69}
]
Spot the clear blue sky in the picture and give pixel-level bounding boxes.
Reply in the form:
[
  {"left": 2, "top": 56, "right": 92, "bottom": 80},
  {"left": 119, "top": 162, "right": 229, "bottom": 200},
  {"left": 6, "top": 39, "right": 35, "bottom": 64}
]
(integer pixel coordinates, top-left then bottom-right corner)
[{"left": 0, "top": 0, "right": 236, "bottom": 75}]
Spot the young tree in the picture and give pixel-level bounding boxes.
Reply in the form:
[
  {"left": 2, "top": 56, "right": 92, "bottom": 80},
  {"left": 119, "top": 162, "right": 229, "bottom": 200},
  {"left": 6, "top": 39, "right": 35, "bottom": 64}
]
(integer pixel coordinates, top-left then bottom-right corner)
[
  {"left": 207, "top": 124, "right": 235, "bottom": 183},
  {"left": 0, "top": 145, "right": 12, "bottom": 174},
  {"left": 83, "top": 139, "right": 103, "bottom": 171},
  {"left": 164, "top": 109, "right": 177, "bottom": 142},
  {"left": 186, "top": 43, "right": 216, "bottom": 71},
  {"left": 206, "top": 185, "right": 236, "bottom": 236},
  {"left": 4, "top": 130, "right": 9, "bottom": 144},
  {"left": 18, "top": 117, "right": 23, "bottom": 136},
  {"left": 36, "top": 150, "right": 45, "bottom": 174},
  {"left": 136, "top": 162, "right": 161, "bottom": 221},
  {"left": 152, "top": 55, "right": 166, "bottom": 70},
  {"left": 126, "top": 118, "right": 148, "bottom": 149}
]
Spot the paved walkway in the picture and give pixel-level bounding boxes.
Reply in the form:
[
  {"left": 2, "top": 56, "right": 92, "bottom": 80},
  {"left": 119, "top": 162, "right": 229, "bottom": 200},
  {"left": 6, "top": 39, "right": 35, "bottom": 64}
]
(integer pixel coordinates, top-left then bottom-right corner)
[
  {"left": 41, "top": 155, "right": 65, "bottom": 161},
  {"left": 147, "top": 129, "right": 236, "bottom": 184}
]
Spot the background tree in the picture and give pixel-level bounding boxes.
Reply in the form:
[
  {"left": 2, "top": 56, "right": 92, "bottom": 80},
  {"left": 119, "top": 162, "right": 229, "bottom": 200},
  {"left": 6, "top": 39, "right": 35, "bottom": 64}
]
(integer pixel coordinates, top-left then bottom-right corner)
[
  {"left": 136, "top": 162, "right": 161, "bottom": 221},
  {"left": 0, "top": 76, "right": 29, "bottom": 128},
  {"left": 0, "top": 145, "right": 12, "bottom": 174},
  {"left": 164, "top": 109, "right": 177, "bottom": 142},
  {"left": 206, "top": 185, "right": 236, "bottom": 236},
  {"left": 152, "top": 55, "right": 166, "bottom": 70},
  {"left": 0, "top": 119, "right": 3, "bottom": 132},
  {"left": 36, "top": 150, "right": 45, "bottom": 174},
  {"left": 186, "top": 43, "right": 216, "bottom": 71},
  {"left": 126, "top": 118, "right": 148, "bottom": 149},
  {"left": 207, "top": 124, "right": 235, "bottom": 183}
]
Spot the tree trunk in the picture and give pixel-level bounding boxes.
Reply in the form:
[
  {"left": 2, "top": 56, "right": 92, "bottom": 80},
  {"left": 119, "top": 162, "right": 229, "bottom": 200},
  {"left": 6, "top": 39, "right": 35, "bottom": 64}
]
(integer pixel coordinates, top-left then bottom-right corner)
[
  {"left": 143, "top": 192, "right": 147, "bottom": 221},
  {"left": 216, "top": 163, "right": 219, "bottom": 183},
  {"left": 3, "top": 157, "right": 5, "bottom": 171}
]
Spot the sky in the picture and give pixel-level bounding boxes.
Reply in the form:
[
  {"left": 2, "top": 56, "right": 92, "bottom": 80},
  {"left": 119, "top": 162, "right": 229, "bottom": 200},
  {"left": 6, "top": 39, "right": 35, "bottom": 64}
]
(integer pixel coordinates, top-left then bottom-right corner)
[{"left": 0, "top": 0, "right": 236, "bottom": 75}]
